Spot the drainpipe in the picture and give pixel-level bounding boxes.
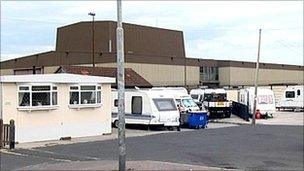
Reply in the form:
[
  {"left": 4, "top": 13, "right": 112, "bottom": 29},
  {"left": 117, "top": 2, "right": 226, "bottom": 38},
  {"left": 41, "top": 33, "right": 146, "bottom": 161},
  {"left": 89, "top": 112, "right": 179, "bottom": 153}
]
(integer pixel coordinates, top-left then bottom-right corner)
[
  {"left": 33, "top": 66, "right": 36, "bottom": 74},
  {"left": 0, "top": 82, "right": 3, "bottom": 119}
]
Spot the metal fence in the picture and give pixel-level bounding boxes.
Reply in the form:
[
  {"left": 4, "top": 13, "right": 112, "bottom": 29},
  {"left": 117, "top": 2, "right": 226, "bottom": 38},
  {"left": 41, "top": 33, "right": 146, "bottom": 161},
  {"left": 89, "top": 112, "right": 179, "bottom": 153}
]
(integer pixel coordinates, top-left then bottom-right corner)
[
  {"left": 231, "top": 101, "right": 250, "bottom": 121},
  {"left": 0, "top": 119, "right": 15, "bottom": 149}
]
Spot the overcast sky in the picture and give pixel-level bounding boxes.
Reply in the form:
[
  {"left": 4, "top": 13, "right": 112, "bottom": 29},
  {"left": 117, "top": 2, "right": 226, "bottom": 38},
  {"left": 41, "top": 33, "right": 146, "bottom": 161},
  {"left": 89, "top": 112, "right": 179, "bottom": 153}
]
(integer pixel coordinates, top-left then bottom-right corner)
[{"left": 1, "top": 1, "right": 303, "bottom": 65}]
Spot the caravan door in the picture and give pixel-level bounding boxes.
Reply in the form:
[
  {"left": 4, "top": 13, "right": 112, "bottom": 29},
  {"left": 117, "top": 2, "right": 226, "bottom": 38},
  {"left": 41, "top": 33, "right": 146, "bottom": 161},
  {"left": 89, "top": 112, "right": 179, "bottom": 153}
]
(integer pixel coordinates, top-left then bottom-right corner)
[{"left": 294, "top": 89, "right": 303, "bottom": 108}]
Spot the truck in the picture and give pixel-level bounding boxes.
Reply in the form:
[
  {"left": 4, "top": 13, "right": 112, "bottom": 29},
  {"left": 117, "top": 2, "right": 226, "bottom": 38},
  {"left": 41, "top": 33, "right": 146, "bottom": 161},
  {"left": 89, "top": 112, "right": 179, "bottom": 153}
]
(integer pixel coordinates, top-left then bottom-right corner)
[{"left": 190, "top": 88, "right": 232, "bottom": 118}]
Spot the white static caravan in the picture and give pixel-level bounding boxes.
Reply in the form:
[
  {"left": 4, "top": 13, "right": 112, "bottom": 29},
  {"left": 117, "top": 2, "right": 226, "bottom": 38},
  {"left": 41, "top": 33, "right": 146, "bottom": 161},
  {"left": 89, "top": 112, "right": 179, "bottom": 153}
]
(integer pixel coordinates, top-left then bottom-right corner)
[
  {"left": 279, "top": 85, "right": 304, "bottom": 110},
  {"left": 238, "top": 87, "right": 276, "bottom": 115},
  {"left": 111, "top": 89, "right": 180, "bottom": 128},
  {"left": 0, "top": 74, "right": 115, "bottom": 143}
]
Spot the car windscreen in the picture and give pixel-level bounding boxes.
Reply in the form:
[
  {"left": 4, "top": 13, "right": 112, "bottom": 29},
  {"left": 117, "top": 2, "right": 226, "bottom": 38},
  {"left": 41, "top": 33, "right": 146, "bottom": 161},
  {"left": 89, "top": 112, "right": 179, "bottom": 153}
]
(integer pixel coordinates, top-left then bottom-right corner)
[
  {"left": 153, "top": 98, "right": 177, "bottom": 111},
  {"left": 182, "top": 98, "right": 198, "bottom": 108}
]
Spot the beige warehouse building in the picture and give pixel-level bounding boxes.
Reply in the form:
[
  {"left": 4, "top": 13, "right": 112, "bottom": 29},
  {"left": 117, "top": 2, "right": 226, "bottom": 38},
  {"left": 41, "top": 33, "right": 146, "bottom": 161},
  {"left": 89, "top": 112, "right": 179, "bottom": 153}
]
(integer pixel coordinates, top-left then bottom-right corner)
[{"left": 1, "top": 21, "right": 303, "bottom": 88}]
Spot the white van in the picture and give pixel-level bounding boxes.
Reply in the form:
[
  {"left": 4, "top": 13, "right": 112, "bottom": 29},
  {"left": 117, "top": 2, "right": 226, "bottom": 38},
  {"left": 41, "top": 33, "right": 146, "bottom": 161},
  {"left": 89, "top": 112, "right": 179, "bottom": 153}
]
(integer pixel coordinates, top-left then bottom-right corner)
[
  {"left": 279, "top": 85, "right": 304, "bottom": 111},
  {"left": 238, "top": 87, "right": 276, "bottom": 115},
  {"left": 111, "top": 89, "right": 180, "bottom": 129}
]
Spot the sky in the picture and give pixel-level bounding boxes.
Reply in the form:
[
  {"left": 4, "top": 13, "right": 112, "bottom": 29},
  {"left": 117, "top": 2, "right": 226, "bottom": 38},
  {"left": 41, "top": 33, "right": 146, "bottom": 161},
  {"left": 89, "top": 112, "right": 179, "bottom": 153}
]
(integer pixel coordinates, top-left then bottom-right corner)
[{"left": 1, "top": 1, "right": 303, "bottom": 65}]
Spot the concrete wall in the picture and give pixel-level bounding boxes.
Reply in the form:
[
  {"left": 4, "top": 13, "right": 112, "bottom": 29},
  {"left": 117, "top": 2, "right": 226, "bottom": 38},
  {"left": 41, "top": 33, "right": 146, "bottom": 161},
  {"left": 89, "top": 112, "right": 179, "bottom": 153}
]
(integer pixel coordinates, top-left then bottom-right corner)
[
  {"left": 1, "top": 83, "right": 112, "bottom": 143},
  {"left": 226, "top": 89, "right": 238, "bottom": 102},
  {"left": 43, "top": 66, "right": 60, "bottom": 74},
  {"left": 219, "top": 67, "right": 304, "bottom": 86},
  {"left": 0, "top": 69, "right": 14, "bottom": 76},
  {"left": 0, "top": 67, "right": 60, "bottom": 76},
  {"left": 97, "top": 62, "right": 199, "bottom": 86}
]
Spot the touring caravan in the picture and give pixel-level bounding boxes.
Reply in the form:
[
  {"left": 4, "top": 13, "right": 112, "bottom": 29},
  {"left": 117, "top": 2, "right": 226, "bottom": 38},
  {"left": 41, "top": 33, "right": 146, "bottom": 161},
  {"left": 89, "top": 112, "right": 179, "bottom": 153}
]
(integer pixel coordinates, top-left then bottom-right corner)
[
  {"left": 111, "top": 89, "right": 180, "bottom": 129},
  {"left": 238, "top": 87, "right": 276, "bottom": 115},
  {"left": 279, "top": 85, "right": 304, "bottom": 111},
  {"left": 151, "top": 87, "right": 201, "bottom": 112}
]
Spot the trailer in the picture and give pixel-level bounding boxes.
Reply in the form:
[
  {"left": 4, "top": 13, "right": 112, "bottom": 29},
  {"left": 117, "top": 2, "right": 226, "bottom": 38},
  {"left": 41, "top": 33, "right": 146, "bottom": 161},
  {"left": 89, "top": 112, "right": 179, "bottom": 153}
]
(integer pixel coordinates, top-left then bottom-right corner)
[
  {"left": 238, "top": 87, "right": 276, "bottom": 115},
  {"left": 111, "top": 89, "right": 180, "bottom": 129},
  {"left": 190, "top": 88, "right": 232, "bottom": 118},
  {"left": 278, "top": 85, "right": 304, "bottom": 111}
]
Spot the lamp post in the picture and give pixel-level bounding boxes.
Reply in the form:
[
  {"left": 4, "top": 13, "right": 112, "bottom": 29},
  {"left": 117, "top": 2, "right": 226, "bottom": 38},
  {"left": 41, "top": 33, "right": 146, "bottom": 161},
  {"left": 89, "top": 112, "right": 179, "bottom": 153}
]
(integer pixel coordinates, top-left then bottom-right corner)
[
  {"left": 117, "top": 0, "right": 126, "bottom": 170},
  {"left": 253, "top": 29, "right": 262, "bottom": 125},
  {"left": 88, "top": 12, "right": 96, "bottom": 67}
]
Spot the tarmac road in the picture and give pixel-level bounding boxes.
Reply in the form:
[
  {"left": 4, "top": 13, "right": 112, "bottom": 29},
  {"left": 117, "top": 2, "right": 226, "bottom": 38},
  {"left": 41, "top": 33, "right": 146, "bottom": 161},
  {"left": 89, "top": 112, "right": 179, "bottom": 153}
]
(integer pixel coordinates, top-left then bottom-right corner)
[{"left": 1, "top": 124, "right": 303, "bottom": 170}]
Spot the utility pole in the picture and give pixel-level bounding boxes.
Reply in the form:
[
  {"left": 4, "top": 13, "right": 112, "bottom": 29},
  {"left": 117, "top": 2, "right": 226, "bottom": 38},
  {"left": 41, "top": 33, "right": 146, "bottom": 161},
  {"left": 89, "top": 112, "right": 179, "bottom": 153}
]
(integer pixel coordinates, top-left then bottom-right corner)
[
  {"left": 117, "top": 0, "right": 126, "bottom": 170},
  {"left": 184, "top": 58, "right": 187, "bottom": 87},
  {"left": 253, "top": 29, "right": 262, "bottom": 125},
  {"left": 88, "top": 12, "right": 96, "bottom": 67}
]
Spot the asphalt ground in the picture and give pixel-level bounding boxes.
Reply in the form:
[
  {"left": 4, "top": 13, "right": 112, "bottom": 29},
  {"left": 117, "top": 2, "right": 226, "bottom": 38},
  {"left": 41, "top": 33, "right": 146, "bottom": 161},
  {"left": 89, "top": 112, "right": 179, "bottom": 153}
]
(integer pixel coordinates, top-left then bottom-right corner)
[{"left": 1, "top": 124, "right": 303, "bottom": 170}]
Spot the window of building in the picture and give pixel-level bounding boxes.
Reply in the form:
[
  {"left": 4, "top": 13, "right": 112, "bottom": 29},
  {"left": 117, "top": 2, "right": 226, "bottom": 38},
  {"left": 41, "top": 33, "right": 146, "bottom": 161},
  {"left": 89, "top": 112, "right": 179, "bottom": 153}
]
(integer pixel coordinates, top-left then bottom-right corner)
[
  {"left": 199, "top": 66, "right": 219, "bottom": 82},
  {"left": 14, "top": 68, "right": 43, "bottom": 75},
  {"left": 297, "top": 90, "right": 301, "bottom": 96},
  {"left": 69, "top": 85, "right": 102, "bottom": 107},
  {"left": 18, "top": 84, "right": 58, "bottom": 109},
  {"left": 285, "top": 91, "right": 295, "bottom": 98},
  {"left": 131, "top": 96, "right": 142, "bottom": 115}
]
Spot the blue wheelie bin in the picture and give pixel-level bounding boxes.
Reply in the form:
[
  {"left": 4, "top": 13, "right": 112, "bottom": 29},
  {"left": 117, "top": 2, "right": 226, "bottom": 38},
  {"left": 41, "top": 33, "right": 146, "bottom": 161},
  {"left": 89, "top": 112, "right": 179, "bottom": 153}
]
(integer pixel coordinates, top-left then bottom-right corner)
[{"left": 187, "top": 111, "right": 208, "bottom": 129}]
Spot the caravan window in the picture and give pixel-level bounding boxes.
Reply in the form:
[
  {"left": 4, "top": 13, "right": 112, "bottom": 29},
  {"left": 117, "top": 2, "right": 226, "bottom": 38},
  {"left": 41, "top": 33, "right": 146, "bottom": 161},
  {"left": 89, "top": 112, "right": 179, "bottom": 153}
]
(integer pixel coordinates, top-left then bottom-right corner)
[
  {"left": 297, "top": 90, "right": 301, "bottom": 96},
  {"left": 153, "top": 98, "right": 176, "bottom": 111},
  {"left": 132, "top": 96, "right": 142, "bottom": 114},
  {"left": 285, "top": 91, "right": 295, "bottom": 98}
]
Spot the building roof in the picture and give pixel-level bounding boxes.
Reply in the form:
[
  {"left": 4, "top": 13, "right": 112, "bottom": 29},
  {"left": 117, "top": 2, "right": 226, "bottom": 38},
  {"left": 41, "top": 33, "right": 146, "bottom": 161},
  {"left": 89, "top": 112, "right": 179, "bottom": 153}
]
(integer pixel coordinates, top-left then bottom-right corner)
[
  {"left": 0, "top": 73, "right": 115, "bottom": 84},
  {"left": 56, "top": 66, "right": 153, "bottom": 88}
]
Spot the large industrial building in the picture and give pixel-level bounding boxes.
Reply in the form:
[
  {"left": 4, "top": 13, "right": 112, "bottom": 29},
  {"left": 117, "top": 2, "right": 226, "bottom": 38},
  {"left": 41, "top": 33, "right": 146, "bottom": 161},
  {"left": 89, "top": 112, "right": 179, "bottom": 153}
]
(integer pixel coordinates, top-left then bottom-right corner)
[{"left": 1, "top": 21, "right": 303, "bottom": 88}]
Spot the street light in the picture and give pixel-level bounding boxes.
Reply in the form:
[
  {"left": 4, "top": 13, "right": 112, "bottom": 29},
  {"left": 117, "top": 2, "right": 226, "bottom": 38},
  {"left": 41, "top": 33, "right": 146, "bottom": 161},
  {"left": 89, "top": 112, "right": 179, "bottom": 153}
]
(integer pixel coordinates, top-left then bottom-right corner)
[
  {"left": 88, "top": 12, "right": 96, "bottom": 67},
  {"left": 117, "top": 0, "right": 126, "bottom": 170}
]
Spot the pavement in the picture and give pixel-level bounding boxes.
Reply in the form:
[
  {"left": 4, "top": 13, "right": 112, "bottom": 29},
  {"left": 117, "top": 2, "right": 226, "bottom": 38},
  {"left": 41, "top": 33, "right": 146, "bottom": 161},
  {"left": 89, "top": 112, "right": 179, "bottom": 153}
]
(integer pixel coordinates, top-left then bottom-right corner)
[{"left": 16, "top": 160, "right": 228, "bottom": 171}]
